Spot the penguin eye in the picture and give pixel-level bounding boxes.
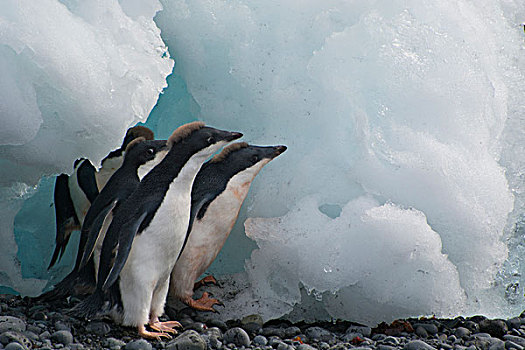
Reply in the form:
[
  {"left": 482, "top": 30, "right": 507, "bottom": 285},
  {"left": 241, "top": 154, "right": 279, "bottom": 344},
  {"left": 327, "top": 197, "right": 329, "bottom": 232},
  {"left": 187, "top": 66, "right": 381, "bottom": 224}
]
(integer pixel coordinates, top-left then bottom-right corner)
[
  {"left": 251, "top": 155, "right": 259, "bottom": 163},
  {"left": 146, "top": 148, "right": 155, "bottom": 155},
  {"left": 206, "top": 136, "right": 215, "bottom": 144}
]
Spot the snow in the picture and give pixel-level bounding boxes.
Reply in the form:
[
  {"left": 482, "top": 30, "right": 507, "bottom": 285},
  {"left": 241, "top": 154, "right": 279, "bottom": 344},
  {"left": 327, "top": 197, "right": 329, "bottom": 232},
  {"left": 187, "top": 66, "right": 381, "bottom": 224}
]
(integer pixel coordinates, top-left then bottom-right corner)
[{"left": 1, "top": 0, "right": 525, "bottom": 323}]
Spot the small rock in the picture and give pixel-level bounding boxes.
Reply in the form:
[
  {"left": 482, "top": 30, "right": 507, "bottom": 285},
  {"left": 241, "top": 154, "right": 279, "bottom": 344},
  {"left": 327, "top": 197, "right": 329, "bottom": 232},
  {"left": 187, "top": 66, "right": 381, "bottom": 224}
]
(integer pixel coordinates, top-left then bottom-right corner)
[
  {"left": 455, "top": 327, "right": 471, "bottom": 339},
  {"left": 464, "top": 321, "right": 480, "bottom": 333},
  {"left": 85, "top": 321, "right": 111, "bottom": 336},
  {"left": 440, "top": 344, "right": 453, "bottom": 350},
  {"left": 305, "top": 326, "right": 335, "bottom": 343},
  {"left": 383, "top": 336, "right": 400, "bottom": 346},
  {"left": 166, "top": 330, "right": 206, "bottom": 350},
  {"left": 0, "top": 317, "right": 26, "bottom": 334},
  {"left": 241, "top": 315, "right": 264, "bottom": 327},
  {"left": 489, "top": 339, "right": 505, "bottom": 350},
  {"left": 277, "top": 342, "right": 294, "bottom": 350},
  {"left": 185, "top": 322, "right": 207, "bottom": 333},
  {"left": 32, "top": 312, "right": 47, "bottom": 321},
  {"left": 69, "top": 344, "right": 85, "bottom": 350},
  {"left": 51, "top": 330, "right": 73, "bottom": 345},
  {"left": 447, "top": 335, "right": 457, "bottom": 343},
  {"left": 125, "top": 339, "right": 152, "bottom": 350},
  {"left": 346, "top": 326, "right": 372, "bottom": 338},
  {"left": 268, "top": 336, "right": 283, "bottom": 348},
  {"left": 504, "top": 336, "right": 525, "bottom": 347},
  {"left": 319, "top": 342, "right": 330, "bottom": 350},
  {"left": 39, "top": 331, "right": 51, "bottom": 340},
  {"left": 207, "top": 319, "right": 227, "bottom": 331},
  {"left": 262, "top": 327, "right": 285, "bottom": 338},
  {"left": 416, "top": 326, "right": 428, "bottom": 338},
  {"left": 378, "top": 345, "right": 397, "bottom": 350},
  {"left": 204, "top": 327, "right": 222, "bottom": 339},
  {"left": 284, "top": 326, "right": 301, "bottom": 338},
  {"left": 297, "top": 345, "right": 316, "bottom": 350},
  {"left": 414, "top": 323, "right": 439, "bottom": 335},
  {"left": 223, "top": 327, "right": 250, "bottom": 347},
  {"left": 54, "top": 321, "right": 70, "bottom": 332},
  {"left": 404, "top": 340, "right": 436, "bottom": 350},
  {"left": 105, "top": 337, "right": 126, "bottom": 350},
  {"left": 4, "top": 343, "right": 25, "bottom": 350},
  {"left": 474, "top": 333, "right": 493, "bottom": 338},
  {"left": 22, "top": 331, "right": 38, "bottom": 342},
  {"left": 507, "top": 318, "right": 521, "bottom": 331},
  {"left": 505, "top": 341, "right": 524, "bottom": 350},
  {"left": 253, "top": 335, "right": 268, "bottom": 346},
  {"left": 0, "top": 332, "right": 31, "bottom": 349},
  {"left": 479, "top": 320, "right": 508, "bottom": 338}
]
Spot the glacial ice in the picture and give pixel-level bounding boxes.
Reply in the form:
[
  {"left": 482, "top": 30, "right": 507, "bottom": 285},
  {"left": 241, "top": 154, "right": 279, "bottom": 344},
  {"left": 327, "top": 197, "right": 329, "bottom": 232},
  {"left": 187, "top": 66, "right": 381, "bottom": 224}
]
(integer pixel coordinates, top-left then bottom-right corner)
[{"left": 1, "top": 0, "right": 525, "bottom": 325}]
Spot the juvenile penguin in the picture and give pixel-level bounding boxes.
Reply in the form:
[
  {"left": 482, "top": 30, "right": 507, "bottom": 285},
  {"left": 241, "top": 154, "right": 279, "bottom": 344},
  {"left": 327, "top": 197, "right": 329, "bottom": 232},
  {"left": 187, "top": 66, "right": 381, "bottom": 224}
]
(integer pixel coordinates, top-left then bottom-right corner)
[
  {"left": 74, "top": 122, "right": 242, "bottom": 339},
  {"left": 169, "top": 143, "right": 287, "bottom": 311},
  {"left": 39, "top": 137, "right": 168, "bottom": 300},
  {"left": 48, "top": 125, "right": 154, "bottom": 269}
]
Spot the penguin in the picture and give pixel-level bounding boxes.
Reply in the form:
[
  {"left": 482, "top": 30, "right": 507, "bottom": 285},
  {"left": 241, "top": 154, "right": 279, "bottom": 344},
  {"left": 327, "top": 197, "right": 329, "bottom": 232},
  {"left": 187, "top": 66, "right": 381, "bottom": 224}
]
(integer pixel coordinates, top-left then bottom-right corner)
[
  {"left": 39, "top": 137, "right": 168, "bottom": 301},
  {"left": 168, "top": 143, "right": 287, "bottom": 311},
  {"left": 73, "top": 122, "right": 242, "bottom": 339},
  {"left": 48, "top": 126, "right": 154, "bottom": 269}
]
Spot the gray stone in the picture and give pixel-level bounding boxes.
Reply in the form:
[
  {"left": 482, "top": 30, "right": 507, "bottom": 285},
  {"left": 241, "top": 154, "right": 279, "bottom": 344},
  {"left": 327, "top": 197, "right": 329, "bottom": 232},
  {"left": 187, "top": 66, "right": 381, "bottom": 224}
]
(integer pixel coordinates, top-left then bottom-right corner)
[
  {"left": 297, "top": 345, "right": 316, "bottom": 350},
  {"left": 504, "top": 336, "right": 525, "bottom": 347},
  {"left": 489, "top": 339, "right": 505, "bottom": 350},
  {"left": 378, "top": 345, "right": 397, "bottom": 350},
  {"left": 414, "top": 323, "right": 439, "bottom": 335},
  {"left": 383, "top": 336, "right": 400, "bottom": 346},
  {"left": 105, "top": 337, "right": 126, "bottom": 350},
  {"left": 455, "top": 327, "right": 471, "bottom": 339},
  {"left": 464, "top": 322, "right": 480, "bottom": 333},
  {"left": 0, "top": 317, "right": 26, "bottom": 334},
  {"left": 404, "top": 340, "right": 436, "bottom": 350},
  {"left": 22, "top": 331, "right": 38, "bottom": 342},
  {"left": 416, "top": 326, "right": 429, "bottom": 338},
  {"left": 204, "top": 327, "right": 222, "bottom": 339},
  {"left": 440, "top": 344, "right": 453, "bottom": 350},
  {"left": 125, "top": 339, "right": 153, "bottom": 350},
  {"left": 39, "top": 331, "right": 51, "bottom": 340},
  {"left": 346, "top": 326, "right": 372, "bottom": 338},
  {"left": 0, "top": 332, "right": 31, "bottom": 349},
  {"left": 277, "top": 342, "right": 294, "bottom": 350},
  {"left": 262, "top": 327, "right": 285, "bottom": 338},
  {"left": 448, "top": 335, "right": 457, "bottom": 343},
  {"left": 474, "top": 333, "right": 493, "bottom": 338},
  {"left": 284, "top": 326, "right": 301, "bottom": 338},
  {"left": 507, "top": 318, "right": 521, "bottom": 331},
  {"left": 201, "top": 334, "right": 222, "bottom": 349},
  {"left": 4, "top": 343, "right": 25, "bottom": 350},
  {"left": 51, "top": 330, "right": 73, "bottom": 345},
  {"left": 223, "top": 327, "right": 251, "bottom": 347},
  {"left": 54, "top": 321, "right": 70, "bottom": 332},
  {"left": 253, "top": 335, "right": 268, "bottom": 346},
  {"left": 305, "top": 326, "right": 335, "bottom": 343},
  {"left": 505, "top": 341, "right": 524, "bottom": 350},
  {"left": 69, "top": 344, "right": 85, "bottom": 350},
  {"left": 166, "top": 330, "right": 206, "bottom": 350},
  {"left": 85, "top": 321, "right": 111, "bottom": 336},
  {"left": 269, "top": 337, "right": 284, "bottom": 347},
  {"left": 241, "top": 314, "right": 264, "bottom": 327},
  {"left": 319, "top": 342, "right": 330, "bottom": 350},
  {"left": 32, "top": 312, "right": 47, "bottom": 321},
  {"left": 185, "top": 322, "right": 206, "bottom": 333},
  {"left": 479, "top": 320, "right": 508, "bottom": 338}
]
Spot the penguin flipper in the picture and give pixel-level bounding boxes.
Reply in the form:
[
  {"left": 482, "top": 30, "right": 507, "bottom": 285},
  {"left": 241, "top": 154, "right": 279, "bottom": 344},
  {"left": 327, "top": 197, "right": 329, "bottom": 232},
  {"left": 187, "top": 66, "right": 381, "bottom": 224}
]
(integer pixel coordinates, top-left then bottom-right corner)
[
  {"left": 76, "top": 159, "right": 100, "bottom": 203},
  {"left": 78, "top": 199, "right": 118, "bottom": 270},
  {"left": 102, "top": 211, "right": 148, "bottom": 291},
  {"left": 49, "top": 174, "right": 80, "bottom": 269}
]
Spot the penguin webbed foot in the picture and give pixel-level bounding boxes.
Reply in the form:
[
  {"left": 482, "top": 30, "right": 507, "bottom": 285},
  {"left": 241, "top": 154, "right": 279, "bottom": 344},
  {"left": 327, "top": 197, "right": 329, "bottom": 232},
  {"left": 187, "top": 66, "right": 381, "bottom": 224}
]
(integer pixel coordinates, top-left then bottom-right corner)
[
  {"left": 139, "top": 324, "right": 173, "bottom": 340},
  {"left": 193, "top": 275, "right": 218, "bottom": 290},
  {"left": 186, "top": 292, "right": 223, "bottom": 312},
  {"left": 148, "top": 320, "right": 182, "bottom": 335}
]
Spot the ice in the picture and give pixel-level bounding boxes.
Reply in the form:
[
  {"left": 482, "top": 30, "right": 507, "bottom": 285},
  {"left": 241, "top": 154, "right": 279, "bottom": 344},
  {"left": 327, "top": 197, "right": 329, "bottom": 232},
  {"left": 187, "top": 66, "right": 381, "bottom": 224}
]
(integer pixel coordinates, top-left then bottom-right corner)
[
  {"left": 0, "top": 0, "right": 172, "bottom": 293},
  {"left": 1, "top": 0, "right": 525, "bottom": 323}
]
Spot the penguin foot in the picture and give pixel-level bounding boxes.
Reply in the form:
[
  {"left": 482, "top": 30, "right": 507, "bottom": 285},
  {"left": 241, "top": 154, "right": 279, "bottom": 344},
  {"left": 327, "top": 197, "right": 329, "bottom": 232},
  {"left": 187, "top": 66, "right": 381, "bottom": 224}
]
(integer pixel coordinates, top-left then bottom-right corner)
[
  {"left": 138, "top": 325, "right": 172, "bottom": 340},
  {"left": 186, "top": 292, "right": 223, "bottom": 312},
  {"left": 194, "top": 275, "right": 218, "bottom": 289},
  {"left": 149, "top": 320, "right": 182, "bottom": 334}
]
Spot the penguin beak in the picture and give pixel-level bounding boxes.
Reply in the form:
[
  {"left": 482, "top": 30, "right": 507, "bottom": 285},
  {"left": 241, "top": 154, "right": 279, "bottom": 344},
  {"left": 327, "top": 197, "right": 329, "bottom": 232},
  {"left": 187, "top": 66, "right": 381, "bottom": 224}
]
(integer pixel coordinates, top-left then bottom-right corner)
[
  {"left": 228, "top": 132, "right": 243, "bottom": 141},
  {"left": 273, "top": 145, "right": 287, "bottom": 157}
]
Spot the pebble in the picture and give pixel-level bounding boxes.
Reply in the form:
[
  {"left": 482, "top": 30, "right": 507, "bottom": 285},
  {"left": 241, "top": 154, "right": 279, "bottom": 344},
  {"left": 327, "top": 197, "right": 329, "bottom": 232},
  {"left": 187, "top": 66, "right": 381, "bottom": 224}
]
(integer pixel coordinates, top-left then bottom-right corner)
[
  {"left": 296, "top": 345, "right": 317, "bottom": 350},
  {"left": 125, "top": 339, "right": 152, "bottom": 350},
  {"left": 416, "top": 326, "right": 429, "bottom": 338},
  {"left": 284, "top": 326, "right": 301, "bottom": 338},
  {"left": 479, "top": 319, "right": 509, "bottom": 338},
  {"left": 506, "top": 341, "right": 524, "bottom": 350},
  {"left": 414, "top": 323, "right": 439, "bottom": 335},
  {"left": 105, "top": 337, "right": 126, "bottom": 350},
  {"left": 0, "top": 332, "right": 31, "bottom": 350},
  {"left": 4, "top": 343, "right": 25, "bottom": 350},
  {"left": 85, "top": 321, "right": 111, "bottom": 336},
  {"left": 223, "top": 327, "right": 251, "bottom": 347},
  {"left": 305, "top": 326, "right": 335, "bottom": 343},
  {"left": 253, "top": 335, "right": 268, "bottom": 346},
  {"left": 0, "top": 317, "right": 26, "bottom": 334},
  {"left": 166, "top": 330, "right": 206, "bottom": 350},
  {"left": 455, "top": 327, "right": 471, "bottom": 339},
  {"left": 404, "top": 339, "right": 437, "bottom": 350},
  {"left": 504, "top": 336, "right": 525, "bottom": 347},
  {"left": 51, "top": 330, "right": 74, "bottom": 345},
  {"left": 346, "top": 325, "right": 372, "bottom": 338}
]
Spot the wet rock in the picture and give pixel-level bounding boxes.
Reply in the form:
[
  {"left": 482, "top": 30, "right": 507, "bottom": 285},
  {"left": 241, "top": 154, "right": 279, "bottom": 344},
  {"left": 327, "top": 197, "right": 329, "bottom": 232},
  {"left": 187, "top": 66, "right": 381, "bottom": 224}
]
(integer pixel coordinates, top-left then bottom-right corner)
[
  {"left": 346, "top": 325, "right": 372, "bottom": 338},
  {"left": 0, "top": 317, "right": 26, "bottom": 334},
  {"left": 416, "top": 326, "right": 428, "bottom": 338},
  {"left": 253, "top": 335, "right": 268, "bottom": 346},
  {"left": 51, "top": 330, "right": 73, "bottom": 345},
  {"left": 404, "top": 340, "right": 436, "bottom": 350},
  {"left": 54, "top": 321, "right": 70, "bottom": 332},
  {"left": 105, "top": 337, "right": 126, "bottom": 350},
  {"left": 39, "top": 331, "right": 51, "bottom": 340},
  {"left": 223, "top": 327, "right": 250, "bottom": 347},
  {"left": 455, "top": 327, "right": 471, "bottom": 339},
  {"left": 284, "top": 326, "right": 301, "bottom": 338},
  {"left": 85, "top": 321, "right": 111, "bottom": 336},
  {"left": 305, "top": 326, "right": 335, "bottom": 343},
  {"left": 479, "top": 320, "right": 508, "bottom": 338},
  {"left": 383, "top": 336, "right": 400, "bottom": 346},
  {"left": 413, "top": 323, "right": 439, "bottom": 335},
  {"left": 69, "top": 344, "right": 85, "bottom": 350},
  {"left": 125, "top": 339, "right": 152, "bottom": 350},
  {"left": 505, "top": 341, "right": 524, "bottom": 350},
  {"left": 262, "top": 327, "right": 286, "bottom": 338},
  {"left": 297, "top": 345, "right": 317, "bottom": 350},
  {"left": 4, "top": 343, "right": 26, "bottom": 350},
  {"left": 167, "top": 330, "right": 206, "bottom": 350},
  {"left": 504, "top": 336, "right": 525, "bottom": 347}
]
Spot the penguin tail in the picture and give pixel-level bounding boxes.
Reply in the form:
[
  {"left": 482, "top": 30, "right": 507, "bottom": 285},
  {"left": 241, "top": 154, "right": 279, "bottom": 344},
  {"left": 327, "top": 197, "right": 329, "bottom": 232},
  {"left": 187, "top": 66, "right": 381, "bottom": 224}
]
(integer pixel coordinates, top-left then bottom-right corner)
[
  {"left": 36, "top": 263, "right": 96, "bottom": 302},
  {"left": 70, "top": 289, "right": 105, "bottom": 319}
]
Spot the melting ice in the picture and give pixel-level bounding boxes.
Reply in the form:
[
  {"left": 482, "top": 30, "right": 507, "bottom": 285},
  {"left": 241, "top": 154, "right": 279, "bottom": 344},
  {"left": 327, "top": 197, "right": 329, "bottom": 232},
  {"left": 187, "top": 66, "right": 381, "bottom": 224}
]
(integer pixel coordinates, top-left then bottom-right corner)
[{"left": 1, "top": 0, "right": 525, "bottom": 325}]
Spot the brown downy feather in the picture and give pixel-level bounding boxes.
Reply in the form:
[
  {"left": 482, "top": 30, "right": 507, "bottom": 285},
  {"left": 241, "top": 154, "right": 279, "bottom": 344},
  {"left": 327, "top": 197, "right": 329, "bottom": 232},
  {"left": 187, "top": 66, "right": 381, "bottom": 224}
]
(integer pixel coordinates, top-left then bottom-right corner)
[
  {"left": 124, "top": 136, "right": 146, "bottom": 153},
  {"left": 210, "top": 142, "right": 249, "bottom": 163},
  {"left": 167, "top": 121, "right": 206, "bottom": 147},
  {"left": 126, "top": 125, "right": 154, "bottom": 141}
]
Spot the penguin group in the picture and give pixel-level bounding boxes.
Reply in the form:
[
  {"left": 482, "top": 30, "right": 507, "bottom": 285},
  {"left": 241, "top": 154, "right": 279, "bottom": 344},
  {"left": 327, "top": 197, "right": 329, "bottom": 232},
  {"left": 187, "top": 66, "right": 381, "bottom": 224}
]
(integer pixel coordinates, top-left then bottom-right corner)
[{"left": 41, "top": 122, "right": 287, "bottom": 339}]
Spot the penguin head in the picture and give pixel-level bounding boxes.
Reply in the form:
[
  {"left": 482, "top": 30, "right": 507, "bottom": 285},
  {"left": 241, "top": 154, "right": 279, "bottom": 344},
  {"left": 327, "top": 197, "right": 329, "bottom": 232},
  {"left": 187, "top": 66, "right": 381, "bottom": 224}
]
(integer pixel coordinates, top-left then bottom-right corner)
[
  {"left": 121, "top": 126, "right": 155, "bottom": 150},
  {"left": 210, "top": 142, "right": 287, "bottom": 177},
  {"left": 123, "top": 137, "right": 168, "bottom": 168},
  {"left": 167, "top": 121, "right": 243, "bottom": 161}
]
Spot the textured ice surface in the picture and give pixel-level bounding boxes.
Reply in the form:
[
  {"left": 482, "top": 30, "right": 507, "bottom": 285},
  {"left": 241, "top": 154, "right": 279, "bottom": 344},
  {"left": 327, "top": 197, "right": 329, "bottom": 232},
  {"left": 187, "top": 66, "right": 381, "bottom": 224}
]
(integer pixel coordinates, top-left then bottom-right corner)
[
  {"left": 0, "top": 0, "right": 173, "bottom": 294},
  {"left": 1, "top": 0, "right": 525, "bottom": 324}
]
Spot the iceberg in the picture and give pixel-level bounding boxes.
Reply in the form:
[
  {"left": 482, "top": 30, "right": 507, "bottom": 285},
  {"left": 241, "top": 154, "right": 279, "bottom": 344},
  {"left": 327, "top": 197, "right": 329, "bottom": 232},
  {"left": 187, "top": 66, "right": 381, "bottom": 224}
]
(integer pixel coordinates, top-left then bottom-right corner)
[{"left": 1, "top": 0, "right": 525, "bottom": 324}]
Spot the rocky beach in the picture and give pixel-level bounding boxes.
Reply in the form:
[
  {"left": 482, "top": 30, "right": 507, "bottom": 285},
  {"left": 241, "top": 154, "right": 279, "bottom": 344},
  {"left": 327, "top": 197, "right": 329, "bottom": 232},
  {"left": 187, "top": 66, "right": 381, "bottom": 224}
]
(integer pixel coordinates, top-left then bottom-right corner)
[{"left": 1, "top": 294, "right": 524, "bottom": 350}]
